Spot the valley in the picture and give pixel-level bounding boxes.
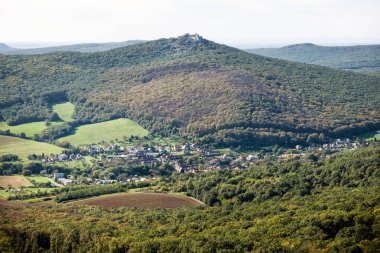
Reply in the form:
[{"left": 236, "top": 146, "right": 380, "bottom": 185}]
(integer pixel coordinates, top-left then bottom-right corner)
[
  {"left": 0, "top": 34, "right": 379, "bottom": 253},
  {"left": 1, "top": 0, "right": 380, "bottom": 250}
]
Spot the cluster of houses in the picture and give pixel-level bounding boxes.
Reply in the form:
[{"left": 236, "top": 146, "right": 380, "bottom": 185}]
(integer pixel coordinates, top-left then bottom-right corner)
[
  {"left": 40, "top": 137, "right": 369, "bottom": 184},
  {"left": 44, "top": 143, "right": 264, "bottom": 182},
  {"left": 54, "top": 173, "right": 75, "bottom": 185},
  {"left": 278, "top": 138, "right": 366, "bottom": 160},
  {"left": 42, "top": 153, "right": 82, "bottom": 163},
  {"left": 318, "top": 138, "right": 361, "bottom": 151},
  {"left": 53, "top": 172, "right": 149, "bottom": 186},
  {"left": 43, "top": 143, "right": 231, "bottom": 167},
  {"left": 294, "top": 138, "right": 362, "bottom": 152}
]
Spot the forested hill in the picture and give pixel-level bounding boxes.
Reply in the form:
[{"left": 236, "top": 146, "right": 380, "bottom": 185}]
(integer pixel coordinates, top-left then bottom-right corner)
[
  {"left": 1, "top": 34, "right": 380, "bottom": 147},
  {"left": 247, "top": 43, "right": 380, "bottom": 72},
  {"left": 0, "top": 40, "right": 144, "bottom": 54}
]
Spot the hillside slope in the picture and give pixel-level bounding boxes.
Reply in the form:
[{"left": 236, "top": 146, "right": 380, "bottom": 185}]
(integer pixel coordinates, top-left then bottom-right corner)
[
  {"left": 247, "top": 43, "right": 380, "bottom": 72},
  {"left": 0, "top": 41, "right": 144, "bottom": 54},
  {"left": 0, "top": 34, "right": 379, "bottom": 147}
]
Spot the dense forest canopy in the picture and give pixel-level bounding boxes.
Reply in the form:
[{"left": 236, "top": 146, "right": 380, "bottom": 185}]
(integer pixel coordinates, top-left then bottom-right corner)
[{"left": 1, "top": 34, "right": 379, "bottom": 147}]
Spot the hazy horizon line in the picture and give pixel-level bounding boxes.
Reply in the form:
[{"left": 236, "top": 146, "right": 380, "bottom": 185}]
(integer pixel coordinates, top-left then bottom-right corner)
[{"left": 3, "top": 37, "right": 380, "bottom": 50}]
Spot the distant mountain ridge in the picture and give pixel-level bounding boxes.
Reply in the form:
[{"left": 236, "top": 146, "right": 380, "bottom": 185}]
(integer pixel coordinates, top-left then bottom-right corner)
[
  {"left": 0, "top": 41, "right": 145, "bottom": 54},
  {"left": 0, "top": 34, "right": 379, "bottom": 147},
  {"left": 247, "top": 43, "right": 380, "bottom": 72},
  {"left": 0, "top": 43, "right": 14, "bottom": 52}
]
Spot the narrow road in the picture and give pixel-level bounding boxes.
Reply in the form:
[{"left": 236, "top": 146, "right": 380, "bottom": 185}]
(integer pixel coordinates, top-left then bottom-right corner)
[{"left": 48, "top": 178, "right": 63, "bottom": 188}]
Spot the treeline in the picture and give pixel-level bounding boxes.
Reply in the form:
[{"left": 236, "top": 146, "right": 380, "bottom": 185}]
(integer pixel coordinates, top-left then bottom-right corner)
[
  {"left": 6, "top": 189, "right": 58, "bottom": 201},
  {"left": 197, "top": 122, "right": 380, "bottom": 148},
  {"left": 54, "top": 181, "right": 152, "bottom": 202},
  {"left": 40, "top": 122, "right": 76, "bottom": 141},
  {"left": 0, "top": 162, "right": 71, "bottom": 176},
  {"left": 0, "top": 158, "right": 175, "bottom": 181},
  {"left": 0, "top": 154, "right": 19, "bottom": 162},
  {"left": 6, "top": 180, "right": 154, "bottom": 201}
]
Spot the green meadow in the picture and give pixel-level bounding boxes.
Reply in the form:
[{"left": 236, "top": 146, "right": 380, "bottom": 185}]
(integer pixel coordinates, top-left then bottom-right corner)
[
  {"left": 0, "top": 102, "right": 75, "bottom": 138},
  {"left": 0, "top": 121, "right": 59, "bottom": 138},
  {"left": 366, "top": 133, "right": 380, "bottom": 141},
  {"left": 0, "top": 103, "right": 147, "bottom": 153},
  {"left": 26, "top": 176, "right": 51, "bottom": 184},
  {"left": 58, "top": 118, "right": 149, "bottom": 146},
  {"left": 359, "top": 131, "right": 380, "bottom": 141},
  {"left": 0, "top": 135, "right": 64, "bottom": 161},
  {"left": 52, "top": 102, "right": 75, "bottom": 122}
]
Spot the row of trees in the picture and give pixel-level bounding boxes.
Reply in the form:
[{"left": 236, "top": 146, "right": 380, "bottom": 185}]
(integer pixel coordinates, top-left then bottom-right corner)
[
  {"left": 0, "top": 162, "right": 72, "bottom": 177},
  {"left": 54, "top": 181, "right": 152, "bottom": 202},
  {"left": 0, "top": 154, "right": 18, "bottom": 162}
]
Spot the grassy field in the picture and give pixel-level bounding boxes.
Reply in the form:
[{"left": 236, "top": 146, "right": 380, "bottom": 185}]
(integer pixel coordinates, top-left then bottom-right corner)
[
  {"left": 0, "top": 121, "right": 59, "bottom": 138},
  {"left": 0, "top": 176, "right": 33, "bottom": 188},
  {"left": 75, "top": 192, "right": 204, "bottom": 209},
  {"left": 52, "top": 102, "right": 75, "bottom": 122},
  {"left": 0, "top": 102, "right": 74, "bottom": 137},
  {"left": 0, "top": 187, "right": 56, "bottom": 199},
  {"left": 0, "top": 135, "right": 64, "bottom": 161},
  {"left": 120, "top": 136, "right": 181, "bottom": 148},
  {"left": 366, "top": 133, "right": 380, "bottom": 141},
  {"left": 152, "top": 136, "right": 181, "bottom": 146},
  {"left": 55, "top": 156, "right": 95, "bottom": 170},
  {"left": 26, "top": 176, "right": 51, "bottom": 184},
  {"left": 58, "top": 118, "right": 148, "bottom": 146},
  {"left": 359, "top": 131, "right": 380, "bottom": 141}
]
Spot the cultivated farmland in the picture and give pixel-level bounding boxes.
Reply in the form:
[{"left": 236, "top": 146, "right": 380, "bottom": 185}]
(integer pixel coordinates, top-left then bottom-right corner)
[
  {"left": 76, "top": 192, "right": 204, "bottom": 209},
  {"left": 0, "top": 135, "right": 64, "bottom": 160},
  {"left": 57, "top": 118, "right": 149, "bottom": 146},
  {"left": 0, "top": 176, "right": 33, "bottom": 188}
]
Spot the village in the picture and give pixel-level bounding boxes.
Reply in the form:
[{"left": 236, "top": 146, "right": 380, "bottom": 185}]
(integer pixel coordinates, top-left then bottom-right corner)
[{"left": 39, "top": 137, "right": 368, "bottom": 186}]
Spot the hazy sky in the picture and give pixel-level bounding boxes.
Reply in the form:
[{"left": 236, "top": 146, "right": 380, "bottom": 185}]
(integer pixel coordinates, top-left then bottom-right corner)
[{"left": 1, "top": 0, "right": 379, "bottom": 47}]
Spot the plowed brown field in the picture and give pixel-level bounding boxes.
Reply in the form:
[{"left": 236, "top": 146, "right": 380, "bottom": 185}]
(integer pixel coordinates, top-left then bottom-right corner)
[{"left": 0, "top": 176, "right": 33, "bottom": 188}]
